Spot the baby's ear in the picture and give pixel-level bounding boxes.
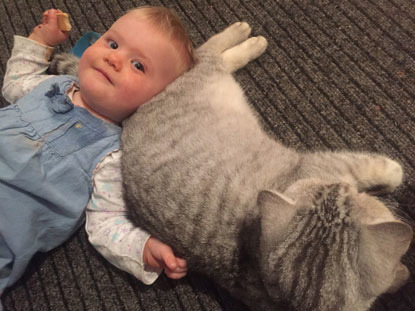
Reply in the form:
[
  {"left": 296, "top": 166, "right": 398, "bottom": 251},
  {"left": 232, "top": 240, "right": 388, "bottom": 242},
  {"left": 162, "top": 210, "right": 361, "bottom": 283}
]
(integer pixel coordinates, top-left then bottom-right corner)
[
  {"left": 258, "top": 190, "right": 297, "bottom": 245},
  {"left": 359, "top": 220, "right": 413, "bottom": 297}
]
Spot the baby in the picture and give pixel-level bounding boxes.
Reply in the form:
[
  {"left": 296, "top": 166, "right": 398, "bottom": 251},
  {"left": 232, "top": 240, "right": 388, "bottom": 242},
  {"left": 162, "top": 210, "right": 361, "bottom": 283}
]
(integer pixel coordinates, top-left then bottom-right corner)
[{"left": 0, "top": 6, "right": 193, "bottom": 303}]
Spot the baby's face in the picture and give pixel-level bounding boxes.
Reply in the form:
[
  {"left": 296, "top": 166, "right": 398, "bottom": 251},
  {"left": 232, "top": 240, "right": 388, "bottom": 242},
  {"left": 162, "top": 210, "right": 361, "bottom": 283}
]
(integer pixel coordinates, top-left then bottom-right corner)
[{"left": 77, "top": 12, "right": 185, "bottom": 123}]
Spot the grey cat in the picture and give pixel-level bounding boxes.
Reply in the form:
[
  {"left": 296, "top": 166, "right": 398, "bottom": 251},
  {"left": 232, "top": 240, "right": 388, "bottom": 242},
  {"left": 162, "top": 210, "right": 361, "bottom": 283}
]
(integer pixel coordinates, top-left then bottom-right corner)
[{"left": 51, "top": 23, "right": 412, "bottom": 311}]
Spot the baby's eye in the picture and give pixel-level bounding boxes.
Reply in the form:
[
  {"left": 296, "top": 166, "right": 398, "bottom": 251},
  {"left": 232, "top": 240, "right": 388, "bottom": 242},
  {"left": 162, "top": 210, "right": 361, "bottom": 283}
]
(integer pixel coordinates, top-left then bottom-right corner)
[
  {"left": 132, "top": 61, "right": 145, "bottom": 73},
  {"left": 108, "top": 40, "right": 118, "bottom": 49}
]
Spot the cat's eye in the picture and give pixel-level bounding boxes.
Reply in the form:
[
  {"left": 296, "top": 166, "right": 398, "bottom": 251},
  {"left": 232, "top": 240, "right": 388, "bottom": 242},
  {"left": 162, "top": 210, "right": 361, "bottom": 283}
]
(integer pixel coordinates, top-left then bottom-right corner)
[
  {"left": 108, "top": 40, "right": 118, "bottom": 49},
  {"left": 132, "top": 60, "right": 145, "bottom": 73}
]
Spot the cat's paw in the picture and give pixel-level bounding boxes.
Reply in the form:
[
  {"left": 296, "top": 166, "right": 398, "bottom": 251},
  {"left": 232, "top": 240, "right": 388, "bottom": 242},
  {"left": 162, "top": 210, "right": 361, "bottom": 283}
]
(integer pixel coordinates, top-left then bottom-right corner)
[
  {"left": 222, "top": 36, "right": 268, "bottom": 72},
  {"left": 225, "top": 22, "right": 252, "bottom": 44},
  {"left": 200, "top": 22, "right": 252, "bottom": 53},
  {"left": 381, "top": 158, "right": 404, "bottom": 192},
  {"left": 363, "top": 158, "right": 403, "bottom": 194}
]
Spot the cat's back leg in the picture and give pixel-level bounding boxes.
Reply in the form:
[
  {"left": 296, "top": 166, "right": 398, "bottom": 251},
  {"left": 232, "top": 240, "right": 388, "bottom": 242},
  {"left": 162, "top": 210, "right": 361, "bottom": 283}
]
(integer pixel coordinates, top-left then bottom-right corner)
[
  {"left": 350, "top": 153, "right": 403, "bottom": 193},
  {"left": 303, "top": 152, "right": 403, "bottom": 194}
]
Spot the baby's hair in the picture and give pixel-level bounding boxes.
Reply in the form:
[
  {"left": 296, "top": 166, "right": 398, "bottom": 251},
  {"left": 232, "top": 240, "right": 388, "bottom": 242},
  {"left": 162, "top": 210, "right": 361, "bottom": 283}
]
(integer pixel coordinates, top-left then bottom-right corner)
[{"left": 127, "top": 6, "right": 195, "bottom": 73}]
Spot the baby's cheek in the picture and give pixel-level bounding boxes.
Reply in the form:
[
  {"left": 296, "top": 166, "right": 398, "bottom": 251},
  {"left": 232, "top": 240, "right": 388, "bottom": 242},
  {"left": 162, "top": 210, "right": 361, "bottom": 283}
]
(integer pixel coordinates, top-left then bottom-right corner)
[{"left": 121, "top": 85, "right": 147, "bottom": 106}]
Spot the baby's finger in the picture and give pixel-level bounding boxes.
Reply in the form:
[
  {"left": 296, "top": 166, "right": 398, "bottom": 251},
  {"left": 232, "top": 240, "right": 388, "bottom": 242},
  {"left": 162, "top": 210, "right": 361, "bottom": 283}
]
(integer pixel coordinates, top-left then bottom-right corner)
[
  {"left": 170, "top": 263, "right": 187, "bottom": 274},
  {"left": 161, "top": 251, "right": 178, "bottom": 271},
  {"left": 42, "top": 11, "right": 49, "bottom": 24},
  {"left": 177, "top": 266, "right": 188, "bottom": 273},
  {"left": 176, "top": 257, "right": 187, "bottom": 269},
  {"left": 165, "top": 263, "right": 187, "bottom": 275},
  {"left": 46, "top": 9, "right": 59, "bottom": 25},
  {"left": 165, "top": 269, "right": 187, "bottom": 279}
]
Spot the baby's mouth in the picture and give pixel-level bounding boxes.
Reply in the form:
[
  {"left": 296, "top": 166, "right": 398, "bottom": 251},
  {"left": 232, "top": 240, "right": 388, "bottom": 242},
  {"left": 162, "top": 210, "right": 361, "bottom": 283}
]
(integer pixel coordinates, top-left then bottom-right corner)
[{"left": 96, "top": 68, "right": 112, "bottom": 84}]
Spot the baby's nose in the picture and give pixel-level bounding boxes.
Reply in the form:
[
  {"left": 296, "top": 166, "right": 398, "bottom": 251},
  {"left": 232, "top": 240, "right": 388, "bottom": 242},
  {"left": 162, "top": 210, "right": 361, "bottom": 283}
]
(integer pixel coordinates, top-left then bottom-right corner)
[{"left": 106, "top": 53, "right": 122, "bottom": 71}]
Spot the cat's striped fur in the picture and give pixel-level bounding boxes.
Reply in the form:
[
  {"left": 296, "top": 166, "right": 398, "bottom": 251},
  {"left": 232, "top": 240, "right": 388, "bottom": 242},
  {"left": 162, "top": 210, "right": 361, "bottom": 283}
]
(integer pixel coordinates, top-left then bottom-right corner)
[
  {"left": 48, "top": 53, "right": 79, "bottom": 77},
  {"left": 121, "top": 23, "right": 412, "bottom": 311}
]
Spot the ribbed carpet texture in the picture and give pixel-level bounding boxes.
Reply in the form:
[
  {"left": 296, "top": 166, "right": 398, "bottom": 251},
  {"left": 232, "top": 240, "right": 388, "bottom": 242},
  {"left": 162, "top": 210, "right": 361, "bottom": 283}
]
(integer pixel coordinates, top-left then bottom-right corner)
[{"left": 1, "top": 0, "right": 414, "bottom": 310}]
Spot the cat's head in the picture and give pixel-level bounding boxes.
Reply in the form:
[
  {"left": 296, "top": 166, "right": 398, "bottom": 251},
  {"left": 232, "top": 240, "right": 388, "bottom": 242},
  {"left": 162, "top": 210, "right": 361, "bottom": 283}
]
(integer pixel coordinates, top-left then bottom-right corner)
[{"left": 258, "top": 179, "right": 412, "bottom": 311}]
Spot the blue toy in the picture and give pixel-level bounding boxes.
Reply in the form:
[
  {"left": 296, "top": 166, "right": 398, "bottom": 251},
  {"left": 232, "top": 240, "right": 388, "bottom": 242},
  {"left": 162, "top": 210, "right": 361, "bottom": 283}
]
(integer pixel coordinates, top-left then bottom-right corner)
[{"left": 69, "top": 32, "right": 101, "bottom": 58}]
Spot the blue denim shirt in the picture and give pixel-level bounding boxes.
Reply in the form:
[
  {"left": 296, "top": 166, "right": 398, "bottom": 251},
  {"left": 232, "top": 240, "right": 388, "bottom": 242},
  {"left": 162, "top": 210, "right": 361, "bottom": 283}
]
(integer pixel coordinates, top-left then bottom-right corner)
[{"left": 0, "top": 75, "right": 121, "bottom": 297}]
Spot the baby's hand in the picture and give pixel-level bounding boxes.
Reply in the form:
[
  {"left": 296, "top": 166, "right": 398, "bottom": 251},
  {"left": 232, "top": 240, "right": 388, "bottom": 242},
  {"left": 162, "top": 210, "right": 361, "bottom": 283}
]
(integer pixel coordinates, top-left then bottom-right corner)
[
  {"left": 28, "top": 9, "right": 70, "bottom": 47},
  {"left": 143, "top": 237, "right": 188, "bottom": 279}
]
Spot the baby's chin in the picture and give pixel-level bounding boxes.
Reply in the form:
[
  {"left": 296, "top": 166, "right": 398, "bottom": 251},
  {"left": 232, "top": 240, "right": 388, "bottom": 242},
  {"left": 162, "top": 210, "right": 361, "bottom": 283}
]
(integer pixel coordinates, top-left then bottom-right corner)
[{"left": 73, "top": 91, "right": 117, "bottom": 123}]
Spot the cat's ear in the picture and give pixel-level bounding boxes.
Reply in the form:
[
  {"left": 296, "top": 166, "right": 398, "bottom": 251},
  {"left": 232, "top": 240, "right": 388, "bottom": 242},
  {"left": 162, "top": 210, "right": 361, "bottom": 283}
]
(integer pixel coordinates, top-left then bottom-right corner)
[
  {"left": 359, "top": 220, "right": 413, "bottom": 296},
  {"left": 258, "top": 190, "right": 297, "bottom": 242},
  {"left": 366, "top": 221, "right": 412, "bottom": 256}
]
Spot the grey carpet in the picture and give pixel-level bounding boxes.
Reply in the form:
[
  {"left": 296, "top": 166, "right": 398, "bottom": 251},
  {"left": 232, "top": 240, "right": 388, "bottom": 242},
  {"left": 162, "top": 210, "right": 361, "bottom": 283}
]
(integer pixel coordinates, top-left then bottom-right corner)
[{"left": 1, "top": 0, "right": 415, "bottom": 310}]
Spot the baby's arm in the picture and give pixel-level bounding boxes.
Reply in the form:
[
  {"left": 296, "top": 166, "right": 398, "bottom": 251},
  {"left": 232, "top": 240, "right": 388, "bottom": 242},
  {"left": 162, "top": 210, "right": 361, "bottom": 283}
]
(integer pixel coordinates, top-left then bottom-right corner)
[
  {"left": 2, "top": 9, "right": 69, "bottom": 104},
  {"left": 86, "top": 150, "right": 187, "bottom": 283}
]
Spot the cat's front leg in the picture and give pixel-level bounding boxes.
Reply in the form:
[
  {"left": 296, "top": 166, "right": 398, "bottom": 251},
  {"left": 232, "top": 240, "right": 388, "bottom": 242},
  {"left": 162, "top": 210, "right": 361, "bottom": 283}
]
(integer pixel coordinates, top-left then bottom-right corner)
[
  {"left": 199, "top": 22, "right": 252, "bottom": 55},
  {"left": 304, "top": 152, "right": 403, "bottom": 194},
  {"left": 199, "top": 22, "right": 268, "bottom": 73},
  {"left": 221, "top": 36, "right": 268, "bottom": 72}
]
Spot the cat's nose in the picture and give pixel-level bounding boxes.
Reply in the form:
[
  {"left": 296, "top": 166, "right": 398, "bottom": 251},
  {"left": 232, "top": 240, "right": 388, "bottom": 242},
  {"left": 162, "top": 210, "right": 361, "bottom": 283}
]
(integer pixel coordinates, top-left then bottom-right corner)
[{"left": 106, "top": 53, "right": 122, "bottom": 71}]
